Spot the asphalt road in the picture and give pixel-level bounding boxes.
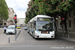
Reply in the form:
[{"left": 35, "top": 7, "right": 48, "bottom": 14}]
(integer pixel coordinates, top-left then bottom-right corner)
[{"left": 0, "top": 27, "right": 75, "bottom": 50}]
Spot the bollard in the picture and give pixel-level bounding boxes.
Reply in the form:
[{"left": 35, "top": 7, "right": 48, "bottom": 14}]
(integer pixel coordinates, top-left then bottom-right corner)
[
  {"left": 15, "top": 35, "right": 16, "bottom": 41},
  {"left": 68, "top": 34, "right": 69, "bottom": 39},
  {"left": 15, "top": 30, "right": 21, "bottom": 41},
  {"left": 8, "top": 37, "right": 10, "bottom": 43}
]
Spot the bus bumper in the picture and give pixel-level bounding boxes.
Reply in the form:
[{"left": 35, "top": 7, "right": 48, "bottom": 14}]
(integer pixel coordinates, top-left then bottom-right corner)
[{"left": 34, "top": 35, "right": 55, "bottom": 38}]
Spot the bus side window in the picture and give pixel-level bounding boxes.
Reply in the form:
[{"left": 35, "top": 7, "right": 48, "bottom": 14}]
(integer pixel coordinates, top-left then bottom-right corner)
[
  {"left": 34, "top": 21, "right": 36, "bottom": 25},
  {"left": 34, "top": 21, "right": 36, "bottom": 30}
]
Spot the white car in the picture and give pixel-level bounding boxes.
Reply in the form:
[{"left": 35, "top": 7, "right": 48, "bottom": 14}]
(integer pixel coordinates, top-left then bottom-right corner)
[
  {"left": 6, "top": 25, "right": 16, "bottom": 34},
  {"left": 24, "top": 27, "right": 28, "bottom": 30}
]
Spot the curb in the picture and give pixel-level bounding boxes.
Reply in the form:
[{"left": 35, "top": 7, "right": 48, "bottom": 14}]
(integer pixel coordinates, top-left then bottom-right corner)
[
  {"left": 57, "top": 37, "right": 75, "bottom": 43},
  {"left": 1, "top": 30, "right": 21, "bottom": 46},
  {"left": 56, "top": 32, "right": 75, "bottom": 43},
  {"left": 15, "top": 30, "right": 21, "bottom": 41}
]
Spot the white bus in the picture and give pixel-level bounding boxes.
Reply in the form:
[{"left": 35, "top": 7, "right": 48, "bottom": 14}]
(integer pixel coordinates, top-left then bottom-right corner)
[{"left": 27, "top": 15, "right": 55, "bottom": 38}]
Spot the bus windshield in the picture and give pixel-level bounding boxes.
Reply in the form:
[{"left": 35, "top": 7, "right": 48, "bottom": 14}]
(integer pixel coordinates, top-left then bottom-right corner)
[{"left": 36, "top": 21, "right": 53, "bottom": 31}]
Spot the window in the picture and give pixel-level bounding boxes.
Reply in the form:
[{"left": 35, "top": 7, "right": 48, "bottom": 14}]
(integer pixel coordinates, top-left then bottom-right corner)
[
  {"left": 69, "top": 20, "right": 71, "bottom": 28},
  {"left": 37, "top": 18, "right": 52, "bottom": 21},
  {"left": 4, "top": 23, "right": 6, "bottom": 25},
  {"left": 36, "top": 21, "right": 53, "bottom": 31}
]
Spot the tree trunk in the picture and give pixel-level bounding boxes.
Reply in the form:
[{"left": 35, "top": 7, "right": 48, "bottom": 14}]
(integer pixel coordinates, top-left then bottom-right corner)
[
  {"left": 54, "top": 16, "right": 57, "bottom": 32},
  {"left": 64, "top": 12, "right": 68, "bottom": 33}
]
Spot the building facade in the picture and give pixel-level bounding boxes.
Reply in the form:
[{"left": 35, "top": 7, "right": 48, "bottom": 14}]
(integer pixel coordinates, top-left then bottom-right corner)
[
  {"left": 0, "top": 8, "right": 15, "bottom": 27},
  {"left": 57, "top": 9, "right": 75, "bottom": 32},
  {"left": 17, "top": 18, "right": 25, "bottom": 26},
  {"left": 6, "top": 8, "right": 15, "bottom": 26}
]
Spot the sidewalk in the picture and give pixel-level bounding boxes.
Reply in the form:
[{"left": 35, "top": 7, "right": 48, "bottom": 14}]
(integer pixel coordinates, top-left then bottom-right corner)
[
  {"left": 56, "top": 31, "right": 75, "bottom": 42},
  {"left": 0, "top": 28, "right": 21, "bottom": 45}
]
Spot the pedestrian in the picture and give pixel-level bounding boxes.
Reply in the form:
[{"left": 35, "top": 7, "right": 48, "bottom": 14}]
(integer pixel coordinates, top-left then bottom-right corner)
[{"left": 4, "top": 26, "right": 7, "bottom": 33}]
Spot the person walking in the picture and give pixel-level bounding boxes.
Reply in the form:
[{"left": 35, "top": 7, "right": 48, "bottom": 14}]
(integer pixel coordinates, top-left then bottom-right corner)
[{"left": 4, "top": 26, "right": 7, "bottom": 33}]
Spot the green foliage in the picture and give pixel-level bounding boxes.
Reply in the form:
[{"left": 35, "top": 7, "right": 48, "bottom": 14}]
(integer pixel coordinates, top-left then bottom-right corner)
[
  {"left": 0, "top": 0, "right": 8, "bottom": 20},
  {"left": 25, "top": 0, "right": 75, "bottom": 23}
]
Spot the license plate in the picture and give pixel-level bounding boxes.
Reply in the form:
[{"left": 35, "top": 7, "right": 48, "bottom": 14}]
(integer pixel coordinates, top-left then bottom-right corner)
[{"left": 41, "top": 31, "right": 48, "bottom": 33}]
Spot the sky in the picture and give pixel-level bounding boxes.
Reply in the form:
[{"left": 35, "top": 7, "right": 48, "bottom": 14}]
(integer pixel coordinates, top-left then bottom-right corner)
[{"left": 5, "top": 0, "right": 30, "bottom": 18}]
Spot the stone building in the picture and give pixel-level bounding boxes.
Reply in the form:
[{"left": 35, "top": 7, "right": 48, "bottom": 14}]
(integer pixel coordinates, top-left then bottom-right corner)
[
  {"left": 17, "top": 18, "right": 25, "bottom": 26},
  {"left": 0, "top": 8, "right": 15, "bottom": 27},
  {"left": 0, "top": 18, "right": 3, "bottom": 27},
  {"left": 6, "top": 8, "right": 15, "bottom": 26},
  {"left": 57, "top": 9, "right": 75, "bottom": 32}
]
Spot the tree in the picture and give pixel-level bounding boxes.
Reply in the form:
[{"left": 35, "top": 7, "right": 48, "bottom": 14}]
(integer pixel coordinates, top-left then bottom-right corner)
[
  {"left": 25, "top": 0, "right": 75, "bottom": 33},
  {"left": 0, "top": 0, "right": 8, "bottom": 20}
]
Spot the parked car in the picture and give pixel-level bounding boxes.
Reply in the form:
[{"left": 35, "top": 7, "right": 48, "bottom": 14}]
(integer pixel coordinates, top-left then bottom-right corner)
[
  {"left": 24, "top": 26, "right": 28, "bottom": 30},
  {"left": 17, "top": 25, "right": 21, "bottom": 29},
  {"left": 6, "top": 25, "right": 16, "bottom": 34}
]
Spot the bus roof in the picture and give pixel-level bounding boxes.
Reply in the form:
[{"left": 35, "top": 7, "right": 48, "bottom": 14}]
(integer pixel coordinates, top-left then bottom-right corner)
[{"left": 29, "top": 15, "right": 52, "bottom": 23}]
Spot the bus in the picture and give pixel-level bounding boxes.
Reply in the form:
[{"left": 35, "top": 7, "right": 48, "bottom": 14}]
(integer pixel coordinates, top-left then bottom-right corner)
[{"left": 27, "top": 15, "right": 55, "bottom": 38}]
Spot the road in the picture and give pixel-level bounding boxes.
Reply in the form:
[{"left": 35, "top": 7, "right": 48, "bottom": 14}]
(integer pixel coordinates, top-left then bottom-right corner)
[{"left": 0, "top": 27, "right": 75, "bottom": 50}]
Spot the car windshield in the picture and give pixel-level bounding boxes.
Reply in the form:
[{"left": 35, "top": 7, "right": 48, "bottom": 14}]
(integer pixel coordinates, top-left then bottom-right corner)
[
  {"left": 8, "top": 27, "right": 15, "bottom": 29},
  {"left": 36, "top": 21, "right": 53, "bottom": 31}
]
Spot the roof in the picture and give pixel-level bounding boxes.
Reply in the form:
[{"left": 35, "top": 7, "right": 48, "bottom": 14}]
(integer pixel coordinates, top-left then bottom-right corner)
[
  {"left": 8, "top": 25, "right": 15, "bottom": 27},
  {"left": 35, "top": 15, "right": 51, "bottom": 18},
  {"left": 29, "top": 15, "right": 51, "bottom": 23}
]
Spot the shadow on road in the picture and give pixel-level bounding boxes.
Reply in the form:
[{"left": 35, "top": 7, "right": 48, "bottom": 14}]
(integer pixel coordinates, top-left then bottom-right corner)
[
  {"left": 34, "top": 38, "right": 59, "bottom": 40},
  {"left": 5, "top": 33, "right": 16, "bottom": 35}
]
